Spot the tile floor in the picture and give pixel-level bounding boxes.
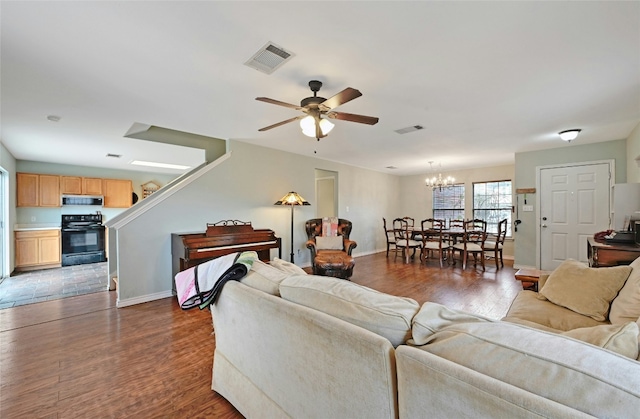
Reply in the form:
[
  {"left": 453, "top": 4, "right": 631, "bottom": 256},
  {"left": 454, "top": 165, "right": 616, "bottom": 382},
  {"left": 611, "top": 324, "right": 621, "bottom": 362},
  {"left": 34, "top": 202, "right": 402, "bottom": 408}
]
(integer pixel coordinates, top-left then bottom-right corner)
[{"left": 0, "top": 262, "right": 108, "bottom": 309}]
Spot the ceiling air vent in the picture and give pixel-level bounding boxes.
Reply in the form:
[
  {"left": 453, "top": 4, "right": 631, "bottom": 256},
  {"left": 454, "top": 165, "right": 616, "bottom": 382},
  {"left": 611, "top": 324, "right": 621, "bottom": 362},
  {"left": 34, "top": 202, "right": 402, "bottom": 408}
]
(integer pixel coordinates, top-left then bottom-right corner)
[
  {"left": 106, "top": 153, "right": 122, "bottom": 158},
  {"left": 394, "top": 125, "right": 424, "bottom": 135},
  {"left": 244, "top": 42, "right": 295, "bottom": 75}
]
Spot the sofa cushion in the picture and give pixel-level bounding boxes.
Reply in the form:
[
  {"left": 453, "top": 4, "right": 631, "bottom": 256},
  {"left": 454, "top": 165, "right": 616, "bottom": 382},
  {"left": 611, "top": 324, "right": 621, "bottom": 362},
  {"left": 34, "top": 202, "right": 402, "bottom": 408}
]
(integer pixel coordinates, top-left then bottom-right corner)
[
  {"left": 279, "top": 275, "right": 419, "bottom": 347},
  {"left": 240, "top": 259, "right": 289, "bottom": 296},
  {"left": 409, "top": 319, "right": 640, "bottom": 417},
  {"left": 610, "top": 257, "right": 640, "bottom": 324},
  {"left": 315, "top": 236, "right": 343, "bottom": 250},
  {"left": 270, "top": 257, "right": 308, "bottom": 276},
  {"left": 504, "top": 290, "right": 606, "bottom": 331},
  {"left": 562, "top": 322, "right": 639, "bottom": 359},
  {"left": 411, "top": 302, "right": 492, "bottom": 345},
  {"left": 420, "top": 302, "right": 639, "bottom": 359},
  {"left": 539, "top": 259, "right": 631, "bottom": 321}
]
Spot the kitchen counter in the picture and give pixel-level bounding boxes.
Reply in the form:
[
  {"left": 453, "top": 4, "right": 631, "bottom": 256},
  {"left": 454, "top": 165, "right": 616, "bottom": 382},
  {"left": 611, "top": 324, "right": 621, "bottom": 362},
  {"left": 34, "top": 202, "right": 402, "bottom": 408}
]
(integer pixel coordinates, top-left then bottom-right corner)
[{"left": 14, "top": 223, "right": 61, "bottom": 231}]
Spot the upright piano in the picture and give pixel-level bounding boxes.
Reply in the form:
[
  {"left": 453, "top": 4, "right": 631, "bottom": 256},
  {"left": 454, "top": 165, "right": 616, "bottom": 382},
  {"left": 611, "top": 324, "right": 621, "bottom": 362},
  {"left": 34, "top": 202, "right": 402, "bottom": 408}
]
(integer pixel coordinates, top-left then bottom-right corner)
[{"left": 171, "top": 220, "right": 281, "bottom": 277}]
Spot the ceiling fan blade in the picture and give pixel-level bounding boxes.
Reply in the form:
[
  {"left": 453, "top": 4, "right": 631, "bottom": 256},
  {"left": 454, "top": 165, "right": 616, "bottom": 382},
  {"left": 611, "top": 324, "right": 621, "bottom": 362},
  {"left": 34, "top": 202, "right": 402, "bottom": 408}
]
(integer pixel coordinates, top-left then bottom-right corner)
[
  {"left": 327, "top": 111, "right": 379, "bottom": 125},
  {"left": 258, "top": 116, "right": 303, "bottom": 132},
  {"left": 319, "top": 88, "right": 362, "bottom": 111},
  {"left": 255, "top": 97, "right": 302, "bottom": 110}
]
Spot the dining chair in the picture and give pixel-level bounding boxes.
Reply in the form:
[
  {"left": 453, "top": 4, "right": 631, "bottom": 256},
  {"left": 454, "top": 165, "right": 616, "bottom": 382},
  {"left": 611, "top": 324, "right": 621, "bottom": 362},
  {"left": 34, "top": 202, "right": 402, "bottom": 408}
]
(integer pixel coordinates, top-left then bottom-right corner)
[
  {"left": 451, "top": 219, "right": 487, "bottom": 270},
  {"left": 483, "top": 218, "right": 507, "bottom": 269},
  {"left": 393, "top": 218, "right": 422, "bottom": 264},
  {"left": 448, "top": 219, "right": 464, "bottom": 230},
  {"left": 382, "top": 217, "right": 399, "bottom": 258},
  {"left": 420, "top": 218, "right": 450, "bottom": 268},
  {"left": 402, "top": 216, "right": 421, "bottom": 241}
]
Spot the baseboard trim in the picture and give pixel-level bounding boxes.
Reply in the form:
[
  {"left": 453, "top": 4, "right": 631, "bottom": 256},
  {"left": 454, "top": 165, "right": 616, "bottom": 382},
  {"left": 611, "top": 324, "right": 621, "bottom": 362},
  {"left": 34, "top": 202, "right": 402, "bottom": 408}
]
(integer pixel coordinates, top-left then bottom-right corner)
[{"left": 117, "top": 290, "right": 174, "bottom": 308}]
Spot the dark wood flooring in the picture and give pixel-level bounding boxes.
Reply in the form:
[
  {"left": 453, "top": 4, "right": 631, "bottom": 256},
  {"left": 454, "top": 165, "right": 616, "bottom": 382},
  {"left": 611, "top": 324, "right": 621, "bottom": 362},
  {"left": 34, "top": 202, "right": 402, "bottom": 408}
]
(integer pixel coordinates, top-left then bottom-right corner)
[{"left": 0, "top": 252, "right": 520, "bottom": 418}]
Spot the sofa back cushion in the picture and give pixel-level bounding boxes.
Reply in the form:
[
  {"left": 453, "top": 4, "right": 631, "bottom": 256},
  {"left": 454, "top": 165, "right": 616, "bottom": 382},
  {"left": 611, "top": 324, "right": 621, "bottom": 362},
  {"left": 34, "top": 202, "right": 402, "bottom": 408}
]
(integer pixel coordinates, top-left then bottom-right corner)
[
  {"left": 539, "top": 259, "right": 631, "bottom": 321},
  {"left": 280, "top": 275, "right": 419, "bottom": 347},
  {"left": 240, "top": 260, "right": 289, "bottom": 296},
  {"left": 610, "top": 256, "right": 640, "bottom": 324},
  {"left": 270, "top": 257, "right": 308, "bottom": 276},
  {"left": 409, "top": 312, "right": 640, "bottom": 417}
]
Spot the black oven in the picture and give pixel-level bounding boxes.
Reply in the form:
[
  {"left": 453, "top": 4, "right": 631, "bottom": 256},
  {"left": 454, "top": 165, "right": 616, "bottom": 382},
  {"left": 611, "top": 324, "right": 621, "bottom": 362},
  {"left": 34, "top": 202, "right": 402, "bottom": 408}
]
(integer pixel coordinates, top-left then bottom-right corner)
[{"left": 61, "top": 214, "right": 106, "bottom": 266}]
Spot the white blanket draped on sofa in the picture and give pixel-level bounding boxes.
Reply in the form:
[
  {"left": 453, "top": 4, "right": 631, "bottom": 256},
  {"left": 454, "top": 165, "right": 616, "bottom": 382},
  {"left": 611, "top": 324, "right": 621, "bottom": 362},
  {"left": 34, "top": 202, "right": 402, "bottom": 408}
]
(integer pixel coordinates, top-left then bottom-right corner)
[{"left": 175, "top": 251, "right": 256, "bottom": 310}]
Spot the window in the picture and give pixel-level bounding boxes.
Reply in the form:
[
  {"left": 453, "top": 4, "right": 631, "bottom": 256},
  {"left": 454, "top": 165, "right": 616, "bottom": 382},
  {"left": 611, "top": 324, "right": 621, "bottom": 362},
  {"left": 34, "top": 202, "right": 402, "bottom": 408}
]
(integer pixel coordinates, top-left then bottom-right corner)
[
  {"left": 433, "top": 184, "right": 465, "bottom": 222},
  {"left": 473, "top": 180, "right": 512, "bottom": 236}
]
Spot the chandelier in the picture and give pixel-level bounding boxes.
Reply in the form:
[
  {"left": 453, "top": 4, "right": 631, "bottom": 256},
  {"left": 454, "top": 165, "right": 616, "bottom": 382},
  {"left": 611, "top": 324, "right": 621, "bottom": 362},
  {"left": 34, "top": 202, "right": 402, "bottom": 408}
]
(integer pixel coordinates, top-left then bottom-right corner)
[{"left": 425, "top": 161, "right": 455, "bottom": 190}]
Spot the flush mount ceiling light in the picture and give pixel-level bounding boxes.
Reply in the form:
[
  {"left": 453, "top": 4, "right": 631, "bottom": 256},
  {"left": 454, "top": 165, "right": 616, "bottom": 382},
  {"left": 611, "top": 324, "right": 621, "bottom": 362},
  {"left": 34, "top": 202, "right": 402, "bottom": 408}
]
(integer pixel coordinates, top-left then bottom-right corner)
[
  {"left": 558, "top": 129, "right": 581, "bottom": 142},
  {"left": 130, "top": 160, "right": 190, "bottom": 170}
]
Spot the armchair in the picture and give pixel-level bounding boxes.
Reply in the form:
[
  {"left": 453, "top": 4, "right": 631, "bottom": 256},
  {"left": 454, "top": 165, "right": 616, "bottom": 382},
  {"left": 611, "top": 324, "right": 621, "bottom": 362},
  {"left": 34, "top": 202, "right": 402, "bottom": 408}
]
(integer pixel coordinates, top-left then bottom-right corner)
[{"left": 305, "top": 218, "right": 357, "bottom": 279}]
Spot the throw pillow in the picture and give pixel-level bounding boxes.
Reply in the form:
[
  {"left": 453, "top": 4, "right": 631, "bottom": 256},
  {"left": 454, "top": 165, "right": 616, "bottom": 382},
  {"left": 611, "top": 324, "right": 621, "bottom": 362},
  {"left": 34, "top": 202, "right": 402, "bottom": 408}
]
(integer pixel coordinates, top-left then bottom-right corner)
[
  {"left": 539, "top": 259, "right": 631, "bottom": 321},
  {"left": 315, "top": 235, "right": 343, "bottom": 250},
  {"left": 561, "top": 322, "right": 639, "bottom": 359},
  {"left": 609, "top": 256, "right": 640, "bottom": 324},
  {"left": 270, "top": 257, "right": 308, "bottom": 276},
  {"left": 279, "top": 274, "right": 419, "bottom": 347},
  {"left": 411, "top": 302, "right": 493, "bottom": 345},
  {"left": 240, "top": 259, "right": 289, "bottom": 296}
]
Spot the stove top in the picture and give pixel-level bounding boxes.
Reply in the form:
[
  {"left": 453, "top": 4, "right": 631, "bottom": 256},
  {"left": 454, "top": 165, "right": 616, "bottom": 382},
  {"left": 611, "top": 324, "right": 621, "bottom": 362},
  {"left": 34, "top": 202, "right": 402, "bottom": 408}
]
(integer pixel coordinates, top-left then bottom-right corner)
[{"left": 61, "top": 213, "right": 103, "bottom": 227}]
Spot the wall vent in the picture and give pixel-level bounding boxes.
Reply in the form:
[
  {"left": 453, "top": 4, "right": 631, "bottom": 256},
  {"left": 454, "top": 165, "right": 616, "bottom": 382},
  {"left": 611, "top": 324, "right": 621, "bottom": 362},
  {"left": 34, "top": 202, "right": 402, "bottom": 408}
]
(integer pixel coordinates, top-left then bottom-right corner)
[
  {"left": 244, "top": 42, "right": 295, "bottom": 74},
  {"left": 394, "top": 125, "right": 424, "bottom": 135}
]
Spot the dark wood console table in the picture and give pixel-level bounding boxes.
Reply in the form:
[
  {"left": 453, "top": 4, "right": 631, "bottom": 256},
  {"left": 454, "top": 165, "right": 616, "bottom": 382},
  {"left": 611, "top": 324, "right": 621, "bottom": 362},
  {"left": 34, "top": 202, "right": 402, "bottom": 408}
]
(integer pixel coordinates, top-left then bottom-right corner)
[{"left": 587, "top": 237, "right": 640, "bottom": 267}]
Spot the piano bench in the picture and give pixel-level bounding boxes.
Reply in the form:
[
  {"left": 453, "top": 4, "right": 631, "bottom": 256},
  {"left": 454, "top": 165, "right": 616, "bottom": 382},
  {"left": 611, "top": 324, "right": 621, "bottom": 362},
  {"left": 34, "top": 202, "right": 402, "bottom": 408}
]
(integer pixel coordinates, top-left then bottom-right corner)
[{"left": 313, "top": 250, "right": 355, "bottom": 280}]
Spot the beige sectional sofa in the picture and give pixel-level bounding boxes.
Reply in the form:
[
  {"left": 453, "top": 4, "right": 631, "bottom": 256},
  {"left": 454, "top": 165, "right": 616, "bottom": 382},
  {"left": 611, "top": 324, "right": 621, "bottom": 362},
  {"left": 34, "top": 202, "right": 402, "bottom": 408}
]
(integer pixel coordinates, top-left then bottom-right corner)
[{"left": 209, "top": 257, "right": 640, "bottom": 418}]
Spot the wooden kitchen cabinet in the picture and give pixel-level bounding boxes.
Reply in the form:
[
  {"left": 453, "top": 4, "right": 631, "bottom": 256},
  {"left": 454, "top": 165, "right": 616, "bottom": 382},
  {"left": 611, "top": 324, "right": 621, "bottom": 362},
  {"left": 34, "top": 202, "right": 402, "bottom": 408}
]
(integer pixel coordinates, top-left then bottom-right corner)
[
  {"left": 61, "top": 176, "right": 103, "bottom": 195},
  {"left": 17, "top": 173, "right": 60, "bottom": 207},
  {"left": 83, "top": 177, "right": 103, "bottom": 195},
  {"left": 103, "top": 179, "right": 132, "bottom": 208},
  {"left": 15, "top": 230, "right": 61, "bottom": 271},
  {"left": 60, "top": 176, "right": 82, "bottom": 194}
]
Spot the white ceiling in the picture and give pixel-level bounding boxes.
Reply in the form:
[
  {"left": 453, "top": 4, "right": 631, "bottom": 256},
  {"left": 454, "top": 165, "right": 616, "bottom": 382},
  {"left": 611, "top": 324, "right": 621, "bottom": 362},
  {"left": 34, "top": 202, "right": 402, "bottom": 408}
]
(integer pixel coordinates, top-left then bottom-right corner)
[{"left": 1, "top": 1, "right": 639, "bottom": 176}]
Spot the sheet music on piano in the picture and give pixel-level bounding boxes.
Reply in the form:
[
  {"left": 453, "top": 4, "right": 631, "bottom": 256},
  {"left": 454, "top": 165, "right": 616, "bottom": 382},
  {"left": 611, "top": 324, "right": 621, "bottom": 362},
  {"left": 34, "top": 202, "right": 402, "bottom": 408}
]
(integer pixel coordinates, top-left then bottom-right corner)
[{"left": 171, "top": 220, "right": 281, "bottom": 281}]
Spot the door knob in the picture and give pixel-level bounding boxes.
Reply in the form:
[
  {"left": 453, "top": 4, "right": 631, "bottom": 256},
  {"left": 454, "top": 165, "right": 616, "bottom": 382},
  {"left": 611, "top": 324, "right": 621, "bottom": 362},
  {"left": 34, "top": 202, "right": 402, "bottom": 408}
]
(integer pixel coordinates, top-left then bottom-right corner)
[{"left": 542, "top": 224, "right": 547, "bottom": 228}]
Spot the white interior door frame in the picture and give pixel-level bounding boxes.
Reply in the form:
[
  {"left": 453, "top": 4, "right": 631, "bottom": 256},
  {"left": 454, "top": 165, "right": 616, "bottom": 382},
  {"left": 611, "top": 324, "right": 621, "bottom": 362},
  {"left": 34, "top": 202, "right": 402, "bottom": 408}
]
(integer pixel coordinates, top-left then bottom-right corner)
[{"left": 535, "top": 159, "right": 614, "bottom": 269}]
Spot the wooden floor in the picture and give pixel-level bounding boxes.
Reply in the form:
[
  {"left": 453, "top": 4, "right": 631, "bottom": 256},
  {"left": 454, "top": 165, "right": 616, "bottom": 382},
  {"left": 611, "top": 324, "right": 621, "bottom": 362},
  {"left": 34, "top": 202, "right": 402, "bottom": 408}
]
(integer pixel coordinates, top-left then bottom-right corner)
[{"left": 0, "top": 252, "right": 520, "bottom": 418}]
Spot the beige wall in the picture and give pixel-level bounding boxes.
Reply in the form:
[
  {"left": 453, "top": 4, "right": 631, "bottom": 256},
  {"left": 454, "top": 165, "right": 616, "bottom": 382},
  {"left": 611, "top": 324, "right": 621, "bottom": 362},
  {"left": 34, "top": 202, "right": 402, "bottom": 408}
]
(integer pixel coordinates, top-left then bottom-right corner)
[
  {"left": 627, "top": 122, "right": 640, "bottom": 183},
  {"left": 400, "top": 164, "right": 516, "bottom": 259},
  {"left": 110, "top": 140, "right": 403, "bottom": 305},
  {"left": 0, "top": 142, "right": 17, "bottom": 275},
  {"left": 514, "top": 139, "right": 627, "bottom": 268}
]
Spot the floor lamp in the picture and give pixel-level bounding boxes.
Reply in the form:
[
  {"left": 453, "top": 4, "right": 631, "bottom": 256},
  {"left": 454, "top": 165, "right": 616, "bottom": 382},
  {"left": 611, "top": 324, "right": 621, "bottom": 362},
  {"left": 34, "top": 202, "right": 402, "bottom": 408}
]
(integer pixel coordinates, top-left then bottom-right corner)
[{"left": 274, "top": 191, "right": 310, "bottom": 263}]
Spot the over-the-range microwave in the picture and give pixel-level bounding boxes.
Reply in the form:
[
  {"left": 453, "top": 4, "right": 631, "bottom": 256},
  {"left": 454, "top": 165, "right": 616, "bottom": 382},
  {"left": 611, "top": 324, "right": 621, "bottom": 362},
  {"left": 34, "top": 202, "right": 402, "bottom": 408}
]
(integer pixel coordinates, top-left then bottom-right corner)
[{"left": 61, "top": 195, "right": 104, "bottom": 206}]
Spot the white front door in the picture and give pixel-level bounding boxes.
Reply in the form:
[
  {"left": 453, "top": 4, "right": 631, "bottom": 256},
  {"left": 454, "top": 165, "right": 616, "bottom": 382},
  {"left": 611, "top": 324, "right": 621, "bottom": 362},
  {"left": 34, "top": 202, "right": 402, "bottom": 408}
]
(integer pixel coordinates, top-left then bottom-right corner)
[{"left": 539, "top": 162, "right": 611, "bottom": 270}]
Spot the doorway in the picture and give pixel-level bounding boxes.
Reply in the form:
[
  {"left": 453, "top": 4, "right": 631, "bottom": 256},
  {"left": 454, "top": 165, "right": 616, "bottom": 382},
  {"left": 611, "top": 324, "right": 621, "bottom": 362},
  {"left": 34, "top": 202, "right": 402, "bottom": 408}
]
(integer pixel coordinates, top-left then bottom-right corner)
[
  {"left": 537, "top": 160, "right": 613, "bottom": 270},
  {"left": 315, "top": 169, "right": 338, "bottom": 218}
]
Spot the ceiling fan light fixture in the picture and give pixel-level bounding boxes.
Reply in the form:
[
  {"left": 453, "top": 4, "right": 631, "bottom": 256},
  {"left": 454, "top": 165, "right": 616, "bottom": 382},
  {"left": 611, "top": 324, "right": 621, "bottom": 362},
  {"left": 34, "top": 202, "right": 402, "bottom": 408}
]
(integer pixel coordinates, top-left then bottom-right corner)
[
  {"left": 300, "top": 115, "right": 334, "bottom": 138},
  {"left": 300, "top": 115, "right": 316, "bottom": 137},
  {"left": 319, "top": 118, "right": 334, "bottom": 135},
  {"left": 558, "top": 129, "right": 581, "bottom": 142}
]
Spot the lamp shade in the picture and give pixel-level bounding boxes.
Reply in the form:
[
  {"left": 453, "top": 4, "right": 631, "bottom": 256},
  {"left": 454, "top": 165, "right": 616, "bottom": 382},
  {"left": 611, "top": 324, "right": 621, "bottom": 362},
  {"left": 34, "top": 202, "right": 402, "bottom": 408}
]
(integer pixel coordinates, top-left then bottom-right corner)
[
  {"left": 274, "top": 191, "right": 311, "bottom": 206},
  {"left": 299, "top": 116, "right": 334, "bottom": 138}
]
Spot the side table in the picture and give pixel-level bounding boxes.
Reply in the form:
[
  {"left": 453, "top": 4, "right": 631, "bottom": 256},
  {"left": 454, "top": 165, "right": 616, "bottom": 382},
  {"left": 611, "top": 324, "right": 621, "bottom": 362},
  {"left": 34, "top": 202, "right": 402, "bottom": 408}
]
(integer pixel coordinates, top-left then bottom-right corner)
[{"left": 514, "top": 269, "right": 550, "bottom": 292}]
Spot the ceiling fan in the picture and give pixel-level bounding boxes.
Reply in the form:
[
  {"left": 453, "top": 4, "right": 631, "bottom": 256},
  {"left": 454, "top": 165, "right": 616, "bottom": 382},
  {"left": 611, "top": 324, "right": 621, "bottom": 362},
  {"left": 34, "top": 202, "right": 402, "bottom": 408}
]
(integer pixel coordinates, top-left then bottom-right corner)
[{"left": 256, "top": 80, "right": 379, "bottom": 140}]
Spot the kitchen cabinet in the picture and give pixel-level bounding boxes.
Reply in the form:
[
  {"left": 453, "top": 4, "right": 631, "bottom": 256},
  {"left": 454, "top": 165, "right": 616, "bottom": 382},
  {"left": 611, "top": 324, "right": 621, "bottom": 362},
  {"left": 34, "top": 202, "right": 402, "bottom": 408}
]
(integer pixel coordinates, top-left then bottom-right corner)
[
  {"left": 83, "top": 177, "right": 103, "bottom": 195},
  {"left": 15, "top": 229, "right": 61, "bottom": 271},
  {"left": 103, "top": 179, "right": 132, "bottom": 208},
  {"left": 17, "top": 173, "right": 60, "bottom": 207},
  {"left": 61, "top": 176, "right": 103, "bottom": 195}
]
